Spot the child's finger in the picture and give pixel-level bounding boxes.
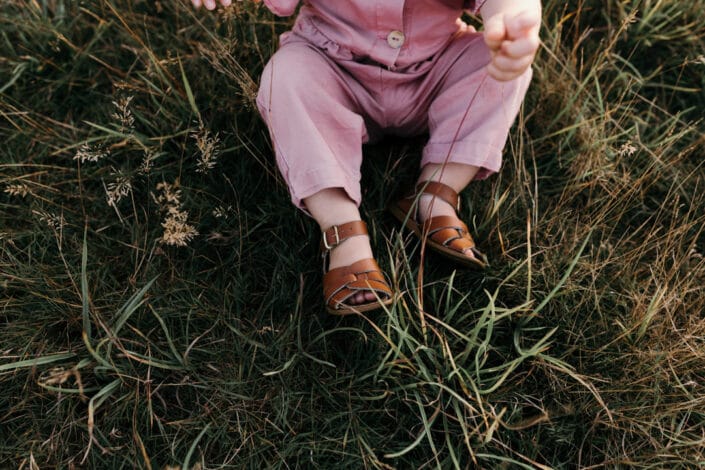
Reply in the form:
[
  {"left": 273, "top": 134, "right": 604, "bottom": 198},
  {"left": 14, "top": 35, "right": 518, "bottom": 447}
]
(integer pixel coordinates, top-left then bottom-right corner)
[
  {"left": 500, "top": 35, "right": 540, "bottom": 59},
  {"left": 491, "top": 54, "right": 534, "bottom": 75},
  {"left": 191, "top": 0, "right": 202, "bottom": 8},
  {"left": 203, "top": 0, "right": 216, "bottom": 10},
  {"left": 487, "top": 57, "right": 532, "bottom": 82},
  {"left": 483, "top": 14, "right": 506, "bottom": 52},
  {"left": 219, "top": 0, "right": 232, "bottom": 6},
  {"left": 487, "top": 62, "right": 516, "bottom": 82},
  {"left": 505, "top": 10, "right": 541, "bottom": 40}
]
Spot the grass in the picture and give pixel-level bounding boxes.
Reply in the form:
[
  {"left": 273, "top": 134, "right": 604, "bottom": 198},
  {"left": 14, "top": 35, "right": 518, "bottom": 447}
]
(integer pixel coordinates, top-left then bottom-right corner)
[{"left": 1, "top": 0, "right": 705, "bottom": 468}]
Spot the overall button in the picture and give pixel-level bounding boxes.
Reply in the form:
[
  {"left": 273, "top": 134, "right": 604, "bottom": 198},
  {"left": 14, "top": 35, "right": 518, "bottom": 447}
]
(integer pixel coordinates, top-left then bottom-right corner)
[{"left": 387, "top": 30, "right": 405, "bottom": 49}]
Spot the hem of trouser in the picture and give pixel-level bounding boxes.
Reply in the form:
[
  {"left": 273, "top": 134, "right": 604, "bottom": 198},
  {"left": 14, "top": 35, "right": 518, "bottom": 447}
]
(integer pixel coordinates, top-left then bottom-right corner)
[
  {"left": 422, "top": 141, "right": 502, "bottom": 180},
  {"left": 289, "top": 169, "right": 362, "bottom": 214}
]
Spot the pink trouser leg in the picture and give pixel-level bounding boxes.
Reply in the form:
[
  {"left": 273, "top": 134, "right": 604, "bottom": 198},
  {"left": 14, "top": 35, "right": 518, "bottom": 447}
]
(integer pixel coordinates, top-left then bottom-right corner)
[
  {"left": 256, "top": 41, "right": 369, "bottom": 211},
  {"left": 256, "top": 33, "right": 532, "bottom": 211},
  {"left": 421, "top": 33, "right": 532, "bottom": 179}
]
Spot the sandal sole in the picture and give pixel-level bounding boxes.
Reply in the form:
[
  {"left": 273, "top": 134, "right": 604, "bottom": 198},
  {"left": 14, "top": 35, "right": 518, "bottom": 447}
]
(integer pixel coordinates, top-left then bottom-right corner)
[{"left": 326, "top": 296, "right": 394, "bottom": 316}]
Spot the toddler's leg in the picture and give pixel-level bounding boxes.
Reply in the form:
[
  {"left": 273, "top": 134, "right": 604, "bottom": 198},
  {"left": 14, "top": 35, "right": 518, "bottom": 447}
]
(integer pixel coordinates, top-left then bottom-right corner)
[
  {"left": 256, "top": 41, "right": 383, "bottom": 307},
  {"left": 421, "top": 33, "right": 531, "bottom": 179},
  {"left": 257, "top": 40, "right": 369, "bottom": 211},
  {"left": 418, "top": 33, "right": 531, "bottom": 264},
  {"left": 422, "top": 32, "right": 531, "bottom": 180}
]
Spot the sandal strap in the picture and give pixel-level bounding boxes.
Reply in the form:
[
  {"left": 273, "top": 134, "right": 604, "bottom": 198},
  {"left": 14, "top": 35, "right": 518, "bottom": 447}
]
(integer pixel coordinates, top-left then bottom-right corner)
[
  {"left": 425, "top": 215, "right": 476, "bottom": 249},
  {"left": 323, "top": 258, "right": 392, "bottom": 309},
  {"left": 321, "top": 220, "right": 368, "bottom": 252},
  {"left": 389, "top": 182, "right": 488, "bottom": 268},
  {"left": 416, "top": 181, "right": 460, "bottom": 212}
]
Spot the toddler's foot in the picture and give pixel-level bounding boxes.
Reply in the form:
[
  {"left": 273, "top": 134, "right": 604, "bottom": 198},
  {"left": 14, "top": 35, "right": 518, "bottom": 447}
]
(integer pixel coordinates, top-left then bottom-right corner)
[
  {"left": 416, "top": 194, "right": 481, "bottom": 264},
  {"left": 388, "top": 179, "right": 487, "bottom": 268},
  {"left": 321, "top": 220, "right": 393, "bottom": 315},
  {"left": 304, "top": 188, "right": 393, "bottom": 313},
  {"left": 327, "top": 234, "right": 377, "bottom": 305}
]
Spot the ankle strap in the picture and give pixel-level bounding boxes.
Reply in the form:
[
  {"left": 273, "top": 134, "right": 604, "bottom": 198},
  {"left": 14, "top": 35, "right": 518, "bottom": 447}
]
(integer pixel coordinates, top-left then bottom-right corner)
[
  {"left": 321, "top": 221, "right": 368, "bottom": 251},
  {"left": 416, "top": 181, "right": 460, "bottom": 211}
]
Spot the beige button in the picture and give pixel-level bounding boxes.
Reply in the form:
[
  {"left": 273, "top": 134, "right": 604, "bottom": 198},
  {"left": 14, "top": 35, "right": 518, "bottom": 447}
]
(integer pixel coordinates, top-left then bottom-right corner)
[{"left": 387, "top": 30, "right": 405, "bottom": 49}]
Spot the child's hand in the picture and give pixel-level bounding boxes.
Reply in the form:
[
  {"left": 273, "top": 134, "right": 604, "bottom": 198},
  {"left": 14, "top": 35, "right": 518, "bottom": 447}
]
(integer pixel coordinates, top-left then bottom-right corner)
[
  {"left": 191, "top": 0, "right": 259, "bottom": 10},
  {"left": 483, "top": 10, "right": 540, "bottom": 82}
]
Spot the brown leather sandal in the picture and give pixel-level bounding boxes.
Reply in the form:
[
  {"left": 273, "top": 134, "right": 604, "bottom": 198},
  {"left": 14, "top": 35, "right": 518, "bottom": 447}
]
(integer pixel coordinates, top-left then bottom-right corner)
[
  {"left": 389, "top": 181, "right": 488, "bottom": 269},
  {"left": 321, "top": 221, "right": 394, "bottom": 315}
]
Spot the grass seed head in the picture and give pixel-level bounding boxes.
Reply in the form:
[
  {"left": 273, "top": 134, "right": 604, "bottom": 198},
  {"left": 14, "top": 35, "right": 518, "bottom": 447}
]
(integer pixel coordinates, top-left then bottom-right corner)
[
  {"left": 105, "top": 168, "right": 133, "bottom": 208},
  {"left": 73, "top": 143, "right": 110, "bottom": 164},
  {"left": 33, "top": 210, "right": 65, "bottom": 231},
  {"left": 191, "top": 125, "right": 221, "bottom": 173},
  {"left": 160, "top": 212, "right": 198, "bottom": 247},
  {"left": 139, "top": 148, "right": 157, "bottom": 175},
  {"left": 152, "top": 180, "right": 198, "bottom": 246},
  {"left": 111, "top": 95, "right": 135, "bottom": 132},
  {"left": 4, "top": 183, "right": 30, "bottom": 197},
  {"left": 617, "top": 141, "right": 638, "bottom": 157},
  {"left": 212, "top": 205, "right": 233, "bottom": 219}
]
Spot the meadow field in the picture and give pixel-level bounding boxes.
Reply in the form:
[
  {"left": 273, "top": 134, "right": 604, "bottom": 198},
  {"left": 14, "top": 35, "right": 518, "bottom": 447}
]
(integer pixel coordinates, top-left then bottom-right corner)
[{"left": 1, "top": 0, "right": 704, "bottom": 468}]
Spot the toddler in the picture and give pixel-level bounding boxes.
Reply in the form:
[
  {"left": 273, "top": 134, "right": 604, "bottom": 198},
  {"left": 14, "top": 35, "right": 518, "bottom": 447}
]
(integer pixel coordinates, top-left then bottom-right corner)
[{"left": 191, "top": 0, "right": 541, "bottom": 315}]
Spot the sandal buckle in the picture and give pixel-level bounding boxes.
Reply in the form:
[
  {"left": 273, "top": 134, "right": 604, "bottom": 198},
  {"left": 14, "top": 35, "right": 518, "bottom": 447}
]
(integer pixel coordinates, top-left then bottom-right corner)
[{"left": 323, "top": 225, "right": 340, "bottom": 251}]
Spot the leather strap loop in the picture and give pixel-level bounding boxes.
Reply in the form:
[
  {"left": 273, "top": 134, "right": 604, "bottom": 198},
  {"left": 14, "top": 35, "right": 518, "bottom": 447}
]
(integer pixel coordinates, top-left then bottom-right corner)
[
  {"left": 416, "top": 181, "right": 460, "bottom": 211},
  {"left": 321, "top": 220, "right": 368, "bottom": 251}
]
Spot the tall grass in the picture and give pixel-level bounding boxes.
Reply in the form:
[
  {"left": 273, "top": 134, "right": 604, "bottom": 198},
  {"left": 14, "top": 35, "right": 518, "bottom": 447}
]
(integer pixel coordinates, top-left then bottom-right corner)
[{"left": 2, "top": 0, "right": 705, "bottom": 468}]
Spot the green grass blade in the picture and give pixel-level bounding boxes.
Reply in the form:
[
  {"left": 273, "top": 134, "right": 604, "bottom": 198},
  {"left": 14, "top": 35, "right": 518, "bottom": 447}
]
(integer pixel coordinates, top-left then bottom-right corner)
[
  {"left": 183, "top": 423, "right": 211, "bottom": 470},
  {"left": 532, "top": 229, "right": 593, "bottom": 316},
  {"left": 262, "top": 354, "right": 298, "bottom": 376},
  {"left": 148, "top": 305, "right": 185, "bottom": 367},
  {"left": 0, "top": 353, "right": 77, "bottom": 372},
  {"left": 81, "top": 228, "right": 92, "bottom": 341},
  {"left": 112, "top": 276, "right": 159, "bottom": 337},
  {"left": 179, "top": 56, "right": 200, "bottom": 120}
]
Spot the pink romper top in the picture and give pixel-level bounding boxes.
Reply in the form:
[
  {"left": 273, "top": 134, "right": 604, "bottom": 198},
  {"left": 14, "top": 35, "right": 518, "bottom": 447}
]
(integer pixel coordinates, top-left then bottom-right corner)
[{"left": 262, "top": 0, "right": 481, "bottom": 70}]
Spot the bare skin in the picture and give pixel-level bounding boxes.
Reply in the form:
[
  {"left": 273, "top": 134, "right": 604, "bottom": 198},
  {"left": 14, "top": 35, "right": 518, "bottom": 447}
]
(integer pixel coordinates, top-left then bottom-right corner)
[
  {"left": 481, "top": 1, "right": 542, "bottom": 82},
  {"left": 191, "top": 0, "right": 260, "bottom": 11}
]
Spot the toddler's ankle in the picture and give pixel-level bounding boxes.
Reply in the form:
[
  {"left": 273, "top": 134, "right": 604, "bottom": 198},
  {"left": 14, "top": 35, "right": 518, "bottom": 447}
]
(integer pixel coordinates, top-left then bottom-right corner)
[
  {"left": 326, "top": 234, "right": 374, "bottom": 270},
  {"left": 417, "top": 193, "right": 457, "bottom": 222}
]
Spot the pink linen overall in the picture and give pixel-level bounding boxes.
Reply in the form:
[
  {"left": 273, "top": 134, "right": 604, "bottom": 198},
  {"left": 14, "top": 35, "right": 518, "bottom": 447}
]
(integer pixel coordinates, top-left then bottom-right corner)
[{"left": 256, "top": 0, "right": 532, "bottom": 210}]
